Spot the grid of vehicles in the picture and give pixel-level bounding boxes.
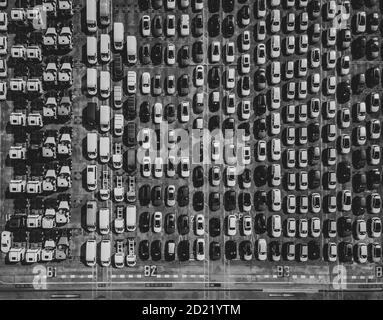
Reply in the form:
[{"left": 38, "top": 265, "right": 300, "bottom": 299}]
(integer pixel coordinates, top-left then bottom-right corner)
[{"left": 0, "top": 0, "right": 383, "bottom": 279}]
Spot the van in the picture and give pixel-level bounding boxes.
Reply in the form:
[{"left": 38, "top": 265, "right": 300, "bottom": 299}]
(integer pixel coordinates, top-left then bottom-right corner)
[
  {"left": 127, "top": 122, "right": 136, "bottom": 146},
  {"left": 99, "top": 105, "right": 110, "bottom": 132},
  {"left": 127, "top": 95, "right": 136, "bottom": 119},
  {"left": 87, "top": 132, "right": 98, "bottom": 159},
  {"left": 125, "top": 205, "right": 136, "bottom": 231},
  {"left": 87, "top": 68, "right": 97, "bottom": 96},
  {"left": 127, "top": 148, "right": 136, "bottom": 173},
  {"left": 99, "top": 71, "right": 110, "bottom": 98},
  {"left": 126, "top": 35, "right": 137, "bottom": 64},
  {"left": 86, "top": 165, "right": 97, "bottom": 191},
  {"left": 113, "top": 54, "right": 123, "bottom": 79},
  {"left": 87, "top": 102, "right": 97, "bottom": 127},
  {"left": 87, "top": 36, "right": 97, "bottom": 65},
  {"left": 99, "top": 136, "right": 110, "bottom": 163},
  {"left": 86, "top": 0, "right": 97, "bottom": 33},
  {"left": 85, "top": 240, "right": 96, "bottom": 267},
  {"left": 100, "top": 239, "right": 111, "bottom": 267},
  {"left": 100, "top": 34, "right": 111, "bottom": 63},
  {"left": 113, "top": 22, "right": 124, "bottom": 51},
  {"left": 86, "top": 200, "right": 97, "bottom": 232},
  {"left": 99, "top": 0, "right": 111, "bottom": 26},
  {"left": 99, "top": 208, "right": 110, "bottom": 235}
]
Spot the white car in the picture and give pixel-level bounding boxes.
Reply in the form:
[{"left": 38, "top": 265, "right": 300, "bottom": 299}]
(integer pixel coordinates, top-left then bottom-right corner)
[
  {"left": 225, "top": 68, "right": 235, "bottom": 89},
  {"left": 286, "top": 218, "right": 296, "bottom": 238},
  {"left": 166, "top": 0, "right": 176, "bottom": 10},
  {"left": 127, "top": 71, "right": 137, "bottom": 94},
  {"left": 241, "top": 31, "right": 250, "bottom": 51},
  {"left": 310, "top": 48, "right": 321, "bottom": 68},
  {"left": 256, "top": 239, "right": 267, "bottom": 261},
  {"left": 226, "top": 166, "right": 236, "bottom": 187},
  {"left": 255, "top": 43, "right": 266, "bottom": 65},
  {"left": 153, "top": 102, "right": 163, "bottom": 124},
  {"left": 270, "top": 35, "right": 280, "bottom": 58},
  {"left": 180, "top": 157, "right": 190, "bottom": 178},
  {"left": 271, "top": 188, "right": 281, "bottom": 211},
  {"left": 298, "top": 219, "right": 308, "bottom": 238},
  {"left": 310, "top": 218, "right": 321, "bottom": 238},
  {"left": 166, "top": 43, "right": 176, "bottom": 65},
  {"left": 142, "top": 156, "right": 151, "bottom": 177},
  {"left": 311, "top": 193, "right": 321, "bottom": 214},
  {"left": 270, "top": 9, "right": 280, "bottom": 33},
  {"left": 211, "top": 41, "right": 221, "bottom": 63},
  {"left": 240, "top": 54, "right": 251, "bottom": 74},
  {"left": 271, "top": 138, "right": 281, "bottom": 161},
  {"left": 286, "top": 195, "right": 296, "bottom": 214},
  {"left": 243, "top": 215, "right": 252, "bottom": 236},
  {"left": 140, "top": 128, "right": 151, "bottom": 149},
  {"left": 1, "top": 231, "right": 11, "bottom": 253},
  {"left": 327, "top": 242, "right": 337, "bottom": 262},
  {"left": 256, "top": 140, "right": 267, "bottom": 161},
  {"left": 141, "top": 72, "right": 150, "bottom": 94},
  {"left": 195, "top": 214, "right": 205, "bottom": 236},
  {"left": 180, "top": 101, "right": 190, "bottom": 122},
  {"left": 195, "top": 238, "right": 205, "bottom": 261},
  {"left": 141, "top": 15, "right": 151, "bottom": 37},
  {"left": 166, "top": 15, "right": 176, "bottom": 36},
  {"left": 0, "top": 81, "right": 6, "bottom": 100},
  {"left": 341, "top": 190, "right": 352, "bottom": 211},
  {"left": 285, "top": 35, "right": 295, "bottom": 55},
  {"left": 180, "top": 14, "right": 190, "bottom": 37},
  {"left": 0, "top": 12, "right": 7, "bottom": 32},
  {"left": 154, "top": 157, "right": 163, "bottom": 178},
  {"left": 211, "top": 140, "right": 221, "bottom": 161},
  {"left": 225, "top": 42, "right": 235, "bottom": 63},
  {"left": 195, "top": 65, "right": 204, "bottom": 87},
  {"left": 227, "top": 215, "right": 237, "bottom": 236},
  {"left": 0, "top": 36, "right": 7, "bottom": 55},
  {"left": 153, "top": 212, "right": 162, "bottom": 233},
  {"left": 271, "top": 215, "right": 282, "bottom": 238},
  {"left": 114, "top": 114, "right": 124, "bottom": 137},
  {"left": 166, "top": 185, "right": 176, "bottom": 206}
]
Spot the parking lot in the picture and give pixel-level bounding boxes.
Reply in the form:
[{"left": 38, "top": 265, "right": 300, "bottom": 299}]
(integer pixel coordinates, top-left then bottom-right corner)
[{"left": 0, "top": 0, "right": 383, "bottom": 299}]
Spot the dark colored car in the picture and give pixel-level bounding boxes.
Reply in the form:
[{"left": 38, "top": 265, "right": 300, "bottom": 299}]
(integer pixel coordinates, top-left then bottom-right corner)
[
  {"left": 222, "top": 15, "right": 235, "bottom": 37},
  {"left": 255, "top": 69, "right": 267, "bottom": 91},
  {"left": 139, "top": 184, "right": 151, "bottom": 206},
  {"left": 308, "top": 241, "right": 320, "bottom": 260},
  {"left": 209, "top": 115, "right": 220, "bottom": 132},
  {"left": 256, "top": 94, "right": 267, "bottom": 115},
  {"left": 151, "top": 185, "right": 163, "bottom": 206},
  {"left": 338, "top": 216, "right": 352, "bottom": 237},
  {"left": 353, "top": 148, "right": 366, "bottom": 169},
  {"left": 367, "top": 37, "right": 379, "bottom": 60},
  {"left": 254, "top": 118, "right": 267, "bottom": 139},
  {"left": 240, "top": 168, "right": 251, "bottom": 188},
  {"left": 151, "top": 43, "right": 163, "bottom": 65},
  {"left": 209, "top": 192, "right": 221, "bottom": 211},
  {"left": 180, "top": 45, "right": 190, "bottom": 67},
  {"left": 193, "top": 40, "right": 204, "bottom": 63},
  {"left": 238, "top": 122, "right": 251, "bottom": 142},
  {"left": 337, "top": 161, "right": 351, "bottom": 184},
  {"left": 139, "top": 0, "right": 150, "bottom": 10},
  {"left": 308, "top": 123, "right": 320, "bottom": 142},
  {"left": 353, "top": 172, "right": 367, "bottom": 193},
  {"left": 140, "top": 43, "right": 151, "bottom": 65},
  {"left": 353, "top": 73, "right": 366, "bottom": 94},
  {"left": 368, "top": 67, "right": 380, "bottom": 87},
  {"left": 178, "top": 240, "right": 190, "bottom": 262},
  {"left": 270, "top": 241, "right": 281, "bottom": 261},
  {"left": 208, "top": 0, "right": 220, "bottom": 12},
  {"left": 337, "top": 80, "right": 351, "bottom": 103},
  {"left": 239, "top": 192, "right": 251, "bottom": 211},
  {"left": 352, "top": 36, "right": 366, "bottom": 59},
  {"left": 223, "top": 0, "right": 235, "bottom": 12},
  {"left": 151, "top": 0, "right": 163, "bottom": 10},
  {"left": 139, "top": 101, "right": 151, "bottom": 123},
  {"left": 225, "top": 240, "right": 237, "bottom": 260},
  {"left": 178, "top": 214, "right": 190, "bottom": 235},
  {"left": 222, "top": 117, "right": 235, "bottom": 137},
  {"left": 179, "top": 74, "right": 190, "bottom": 96},
  {"left": 254, "top": 165, "right": 268, "bottom": 187},
  {"left": 165, "top": 213, "right": 176, "bottom": 234},
  {"left": 209, "top": 217, "right": 221, "bottom": 237},
  {"left": 113, "top": 54, "right": 123, "bottom": 80},
  {"left": 151, "top": 240, "right": 161, "bottom": 261},
  {"left": 86, "top": 102, "right": 97, "bottom": 127},
  {"left": 208, "top": 14, "right": 220, "bottom": 37},
  {"left": 367, "top": 169, "right": 381, "bottom": 189},
  {"left": 254, "top": 190, "right": 267, "bottom": 211},
  {"left": 139, "top": 240, "right": 149, "bottom": 261},
  {"left": 193, "top": 14, "right": 203, "bottom": 37},
  {"left": 224, "top": 190, "right": 236, "bottom": 211},
  {"left": 209, "top": 67, "right": 220, "bottom": 89},
  {"left": 239, "top": 240, "right": 252, "bottom": 260},
  {"left": 238, "top": 5, "right": 250, "bottom": 26},
  {"left": 339, "top": 241, "right": 353, "bottom": 262},
  {"left": 254, "top": 213, "right": 267, "bottom": 234},
  {"left": 127, "top": 96, "right": 136, "bottom": 119},
  {"left": 165, "top": 240, "right": 175, "bottom": 261},
  {"left": 152, "top": 15, "right": 163, "bottom": 37},
  {"left": 309, "top": 170, "right": 321, "bottom": 189},
  {"left": 165, "top": 103, "right": 176, "bottom": 123},
  {"left": 353, "top": 196, "right": 366, "bottom": 216},
  {"left": 193, "top": 191, "right": 204, "bottom": 211},
  {"left": 210, "top": 241, "right": 221, "bottom": 260},
  {"left": 193, "top": 166, "right": 204, "bottom": 188},
  {"left": 139, "top": 212, "right": 150, "bottom": 233},
  {"left": 177, "top": 186, "right": 189, "bottom": 207}
]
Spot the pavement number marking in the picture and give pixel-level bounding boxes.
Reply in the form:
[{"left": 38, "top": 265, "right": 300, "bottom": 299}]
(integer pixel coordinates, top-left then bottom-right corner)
[
  {"left": 144, "top": 265, "right": 157, "bottom": 277},
  {"left": 375, "top": 266, "right": 383, "bottom": 278},
  {"left": 32, "top": 265, "right": 47, "bottom": 290}
]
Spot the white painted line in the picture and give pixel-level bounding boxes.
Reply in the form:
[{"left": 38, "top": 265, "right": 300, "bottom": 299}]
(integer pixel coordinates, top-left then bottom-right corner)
[
  {"left": 173, "top": 274, "right": 178, "bottom": 278},
  {"left": 119, "top": 275, "right": 125, "bottom": 279},
  {"left": 182, "top": 274, "right": 187, "bottom": 278},
  {"left": 352, "top": 276, "right": 356, "bottom": 279},
  {"left": 128, "top": 275, "right": 133, "bottom": 279},
  {"left": 156, "top": 274, "right": 162, "bottom": 278},
  {"left": 273, "top": 275, "right": 277, "bottom": 279},
  {"left": 368, "top": 276, "right": 374, "bottom": 280},
  {"left": 79, "top": 275, "right": 84, "bottom": 279},
  {"left": 292, "top": 275, "right": 297, "bottom": 279},
  {"left": 309, "top": 275, "right": 315, "bottom": 279},
  {"left": 87, "top": 275, "right": 93, "bottom": 279},
  {"left": 136, "top": 275, "right": 142, "bottom": 278},
  {"left": 300, "top": 275, "right": 306, "bottom": 279},
  {"left": 164, "top": 274, "right": 170, "bottom": 278},
  {"left": 264, "top": 275, "right": 269, "bottom": 279},
  {"left": 111, "top": 275, "right": 117, "bottom": 279},
  {"left": 60, "top": 275, "right": 67, "bottom": 279},
  {"left": 199, "top": 275, "right": 205, "bottom": 278},
  {"left": 190, "top": 275, "right": 196, "bottom": 278},
  {"left": 70, "top": 275, "right": 75, "bottom": 279},
  {"left": 360, "top": 276, "right": 365, "bottom": 280}
]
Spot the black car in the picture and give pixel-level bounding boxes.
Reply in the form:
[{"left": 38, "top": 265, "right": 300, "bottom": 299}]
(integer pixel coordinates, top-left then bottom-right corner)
[
  {"left": 139, "top": 184, "right": 151, "bottom": 206},
  {"left": 256, "top": 94, "right": 267, "bottom": 115},
  {"left": 165, "top": 240, "right": 175, "bottom": 261},
  {"left": 178, "top": 214, "right": 189, "bottom": 235},
  {"left": 208, "top": 0, "right": 220, "bottom": 12},
  {"left": 165, "top": 213, "right": 176, "bottom": 234},
  {"left": 225, "top": 240, "right": 237, "bottom": 260},
  {"left": 353, "top": 172, "right": 367, "bottom": 193},
  {"left": 224, "top": 190, "right": 236, "bottom": 211},
  {"left": 139, "top": 101, "right": 151, "bottom": 123},
  {"left": 353, "top": 149, "right": 366, "bottom": 169},
  {"left": 352, "top": 36, "right": 366, "bottom": 58},
  {"left": 353, "top": 73, "right": 366, "bottom": 94},
  {"left": 210, "top": 241, "right": 221, "bottom": 260},
  {"left": 193, "top": 14, "right": 203, "bottom": 37},
  {"left": 269, "top": 241, "right": 281, "bottom": 261},
  {"left": 223, "top": 0, "right": 235, "bottom": 12},
  {"left": 180, "top": 45, "right": 190, "bottom": 67},
  {"left": 367, "top": 169, "right": 381, "bottom": 189},
  {"left": 338, "top": 216, "right": 352, "bottom": 237},
  {"left": 139, "top": 212, "right": 150, "bottom": 233},
  {"left": 239, "top": 192, "right": 251, "bottom": 211},
  {"left": 152, "top": 15, "right": 163, "bottom": 37},
  {"left": 113, "top": 54, "right": 123, "bottom": 80},
  {"left": 209, "top": 115, "right": 220, "bottom": 132},
  {"left": 254, "top": 190, "right": 267, "bottom": 211},
  {"left": 238, "top": 122, "right": 250, "bottom": 141},
  {"left": 308, "top": 241, "right": 320, "bottom": 260},
  {"left": 178, "top": 240, "right": 190, "bottom": 262},
  {"left": 177, "top": 186, "right": 189, "bottom": 207},
  {"left": 151, "top": 43, "right": 163, "bottom": 65},
  {"left": 254, "top": 165, "right": 268, "bottom": 187},
  {"left": 140, "top": 43, "right": 151, "bottom": 65},
  {"left": 193, "top": 191, "right": 204, "bottom": 211},
  {"left": 339, "top": 241, "right": 353, "bottom": 262},
  {"left": 192, "top": 40, "right": 204, "bottom": 63},
  {"left": 223, "top": 15, "right": 235, "bottom": 37},
  {"left": 337, "top": 161, "right": 351, "bottom": 184},
  {"left": 353, "top": 196, "right": 366, "bottom": 216},
  {"left": 239, "top": 240, "right": 252, "bottom": 260},
  {"left": 240, "top": 168, "right": 251, "bottom": 188},
  {"left": 164, "top": 103, "right": 176, "bottom": 123},
  {"left": 151, "top": 240, "right": 161, "bottom": 261},
  {"left": 309, "top": 169, "right": 321, "bottom": 189},
  {"left": 179, "top": 74, "right": 190, "bottom": 96},
  {"left": 254, "top": 118, "right": 267, "bottom": 139},
  {"left": 222, "top": 118, "right": 235, "bottom": 137},
  {"left": 209, "top": 192, "right": 221, "bottom": 211},
  {"left": 151, "top": 186, "right": 163, "bottom": 206},
  {"left": 193, "top": 166, "right": 204, "bottom": 188},
  {"left": 308, "top": 123, "right": 320, "bottom": 142},
  {"left": 254, "top": 214, "right": 267, "bottom": 234},
  {"left": 238, "top": 5, "right": 250, "bottom": 27},
  {"left": 208, "top": 14, "right": 220, "bottom": 37},
  {"left": 367, "top": 38, "right": 379, "bottom": 60},
  {"left": 337, "top": 81, "right": 351, "bottom": 103},
  {"left": 209, "top": 67, "right": 220, "bottom": 89},
  {"left": 209, "top": 217, "right": 221, "bottom": 237},
  {"left": 139, "top": 0, "right": 150, "bottom": 10},
  {"left": 139, "top": 240, "right": 149, "bottom": 261}
]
